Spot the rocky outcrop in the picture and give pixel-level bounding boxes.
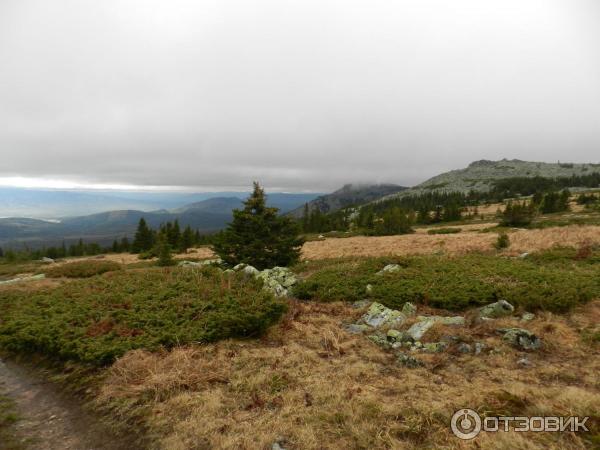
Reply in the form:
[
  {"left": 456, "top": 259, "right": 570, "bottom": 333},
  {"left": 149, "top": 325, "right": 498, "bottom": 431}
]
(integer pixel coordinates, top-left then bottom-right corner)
[
  {"left": 359, "top": 302, "right": 406, "bottom": 328},
  {"left": 232, "top": 264, "right": 298, "bottom": 297},
  {"left": 178, "top": 258, "right": 222, "bottom": 267},
  {"left": 498, "top": 328, "right": 541, "bottom": 350},
  {"left": 478, "top": 300, "right": 514, "bottom": 319}
]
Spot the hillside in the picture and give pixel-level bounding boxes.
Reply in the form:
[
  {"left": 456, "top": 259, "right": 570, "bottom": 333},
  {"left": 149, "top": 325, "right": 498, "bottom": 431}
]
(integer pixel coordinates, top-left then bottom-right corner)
[
  {"left": 379, "top": 159, "right": 600, "bottom": 201},
  {"left": 287, "top": 183, "right": 407, "bottom": 218}
]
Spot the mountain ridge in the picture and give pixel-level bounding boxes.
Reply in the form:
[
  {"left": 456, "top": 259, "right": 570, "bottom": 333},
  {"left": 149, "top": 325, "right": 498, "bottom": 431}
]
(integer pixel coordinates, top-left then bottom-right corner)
[{"left": 378, "top": 159, "right": 600, "bottom": 202}]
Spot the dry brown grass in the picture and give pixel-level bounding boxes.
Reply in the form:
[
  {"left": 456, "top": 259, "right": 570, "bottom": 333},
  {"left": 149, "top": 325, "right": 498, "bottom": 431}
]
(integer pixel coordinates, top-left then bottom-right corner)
[
  {"left": 57, "top": 246, "right": 215, "bottom": 266},
  {"left": 302, "top": 225, "right": 600, "bottom": 259},
  {"left": 98, "top": 301, "right": 600, "bottom": 450}
]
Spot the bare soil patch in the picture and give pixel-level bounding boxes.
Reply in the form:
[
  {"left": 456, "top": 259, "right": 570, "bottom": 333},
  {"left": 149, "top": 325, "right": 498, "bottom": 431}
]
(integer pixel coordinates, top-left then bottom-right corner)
[{"left": 0, "top": 359, "right": 142, "bottom": 450}]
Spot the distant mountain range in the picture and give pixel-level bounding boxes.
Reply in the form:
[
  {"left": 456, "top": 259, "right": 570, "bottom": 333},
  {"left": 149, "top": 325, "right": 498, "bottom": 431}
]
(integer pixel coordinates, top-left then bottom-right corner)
[
  {"left": 287, "top": 183, "right": 408, "bottom": 218},
  {"left": 0, "top": 192, "right": 320, "bottom": 249},
  {"left": 0, "top": 187, "right": 320, "bottom": 219}
]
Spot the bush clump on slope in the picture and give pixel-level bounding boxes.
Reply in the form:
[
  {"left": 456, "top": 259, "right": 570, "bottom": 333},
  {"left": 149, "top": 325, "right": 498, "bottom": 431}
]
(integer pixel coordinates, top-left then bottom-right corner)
[
  {"left": 293, "top": 252, "right": 600, "bottom": 313},
  {"left": 0, "top": 267, "right": 286, "bottom": 365},
  {"left": 45, "top": 260, "right": 123, "bottom": 278}
]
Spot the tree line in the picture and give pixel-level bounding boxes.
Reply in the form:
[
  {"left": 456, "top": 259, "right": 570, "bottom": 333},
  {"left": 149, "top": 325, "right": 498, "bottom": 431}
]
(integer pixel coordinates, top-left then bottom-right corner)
[{"left": 0, "top": 220, "right": 213, "bottom": 263}]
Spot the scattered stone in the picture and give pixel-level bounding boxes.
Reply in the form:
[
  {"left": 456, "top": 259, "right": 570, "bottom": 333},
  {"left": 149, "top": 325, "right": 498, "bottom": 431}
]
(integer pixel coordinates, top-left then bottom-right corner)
[
  {"left": 499, "top": 328, "right": 542, "bottom": 351},
  {"left": 344, "top": 324, "right": 370, "bottom": 334},
  {"left": 41, "top": 257, "right": 55, "bottom": 263},
  {"left": 367, "top": 334, "right": 390, "bottom": 348},
  {"left": 360, "top": 302, "right": 406, "bottom": 328},
  {"left": 386, "top": 329, "right": 413, "bottom": 344},
  {"left": 521, "top": 312, "right": 536, "bottom": 322},
  {"left": 257, "top": 266, "right": 298, "bottom": 297},
  {"left": 517, "top": 357, "right": 532, "bottom": 367},
  {"left": 474, "top": 342, "right": 486, "bottom": 355},
  {"left": 457, "top": 343, "right": 472, "bottom": 354},
  {"left": 401, "top": 302, "right": 417, "bottom": 317},
  {"left": 0, "top": 274, "right": 46, "bottom": 285},
  {"left": 365, "top": 284, "right": 373, "bottom": 295},
  {"left": 422, "top": 342, "right": 448, "bottom": 353},
  {"left": 397, "top": 353, "right": 424, "bottom": 368},
  {"left": 242, "top": 265, "right": 260, "bottom": 276},
  {"left": 406, "top": 319, "right": 436, "bottom": 341},
  {"left": 518, "top": 252, "right": 529, "bottom": 259},
  {"left": 179, "top": 258, "right": 222, "bottom": 267},
  {"left": 478, "top": 300, "right": 514, "bottom": 319},
  {"left": 178, "top": 260, "right": 202, "bottom": 267},
  {"left": 352, "top": 300, "right": 372, "bottom": 309},
  {"left": 417, "top": 315, "right": 466, "bottom": 326},
  {"left": 272, "top": 437, "right": 288, "bottom": 450},
  {"left": 376, "top": 264, "right": 401, "bottom": 275}
]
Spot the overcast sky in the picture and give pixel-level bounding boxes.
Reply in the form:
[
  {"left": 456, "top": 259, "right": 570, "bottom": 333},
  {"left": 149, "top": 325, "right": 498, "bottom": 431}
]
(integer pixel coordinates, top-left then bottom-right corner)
[{"left": 1, "top": 0, "right": 599, "bottom": 192}]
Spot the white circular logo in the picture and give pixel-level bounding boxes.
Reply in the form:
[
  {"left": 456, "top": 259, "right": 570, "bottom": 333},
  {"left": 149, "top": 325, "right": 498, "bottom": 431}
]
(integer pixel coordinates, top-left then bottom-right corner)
[{"left": 451, "top": 409, "right": 482, "bottom": 440}]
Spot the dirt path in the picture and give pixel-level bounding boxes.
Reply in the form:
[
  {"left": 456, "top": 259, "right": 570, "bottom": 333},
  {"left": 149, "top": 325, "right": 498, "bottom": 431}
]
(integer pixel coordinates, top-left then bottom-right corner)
[{"left": 0, "top": 358, "right": 143, "bottom": 450}]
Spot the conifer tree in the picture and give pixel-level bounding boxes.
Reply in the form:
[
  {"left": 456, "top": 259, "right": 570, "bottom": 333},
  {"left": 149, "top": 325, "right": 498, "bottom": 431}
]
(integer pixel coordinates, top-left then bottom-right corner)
[
  {"left": 180, "top": 225, "right": 194, "bottom": 252},
  {"left": 120, "top": 237, "right": 130, "bottom": 252},
  {"left": 301, "top": 203, "right": 310, "bottom": 232},
  {"left": 156, "top": 233, "right": 175, "bottom": 266},
  {"left": 212, "top": 182, "right": 304, "bottom": 269},
  {"left": 132, "top": 218, "right": 154, "bottom": 253}
]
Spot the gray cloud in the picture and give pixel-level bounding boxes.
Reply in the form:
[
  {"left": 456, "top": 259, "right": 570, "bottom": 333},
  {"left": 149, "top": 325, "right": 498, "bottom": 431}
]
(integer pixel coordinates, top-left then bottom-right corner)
[{"left": 1, "top": 0, "right": 600, "bottom": 191}]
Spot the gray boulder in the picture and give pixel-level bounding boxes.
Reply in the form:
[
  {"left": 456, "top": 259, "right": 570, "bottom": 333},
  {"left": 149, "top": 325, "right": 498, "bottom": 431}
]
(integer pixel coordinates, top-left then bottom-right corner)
[
  {"left": 406, "top": 319, "right": 436, "bottom": 341},
  {"left": 521, "top": 312, "right": 536, "bottom": 322},
  {"left": 242, "top": 265, "right": 260, "bottom": 276},
  {"left": 417, "top": 315, "right": 465, "bottom": 326},
  {"left": 360, "top": 302, "right": 406, "bottom": 328},
  {"left": 479, "top": 300, "right": 514, "bottom": 319},
  {"left": 474, "top": 342, "right": 486, "bottom": 355},
  {"left": 457, "top": 343, "right": 472, "bottom": 354},
  {"left": 376, "top": 264, "right": 401, "bottom": 275},
  {"left": 499, "top": 328, "right": 542, "bottom": 350}
]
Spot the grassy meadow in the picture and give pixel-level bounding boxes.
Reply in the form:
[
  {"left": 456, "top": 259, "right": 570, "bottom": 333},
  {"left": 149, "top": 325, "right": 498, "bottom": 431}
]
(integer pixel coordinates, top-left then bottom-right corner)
[{"left": 0, "top": 212, "right": 599, "bottom": 449}]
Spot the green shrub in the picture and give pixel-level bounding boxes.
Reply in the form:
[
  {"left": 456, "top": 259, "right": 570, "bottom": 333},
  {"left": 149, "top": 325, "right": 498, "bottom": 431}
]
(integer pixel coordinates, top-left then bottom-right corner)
[
  {"left": 0, "top": 267, "right": 286, "bottom": 365},
  {"left": 494, "top": 233, "right": 510, "bottom": 250},
  {"left": 292, "top": 254, "right": 600, "bottom": 313},
  {"left": 155, "top": 234, "right": 175, "bottom": 267},
  {"left": 427, "top": 228, "right": 461, "bottom": 235},
  {"left": 45, "top": 260, "right": 122, "bottom": 278},
  {"left": 501, "top": 201, "right": 536, "bottom": 227}
]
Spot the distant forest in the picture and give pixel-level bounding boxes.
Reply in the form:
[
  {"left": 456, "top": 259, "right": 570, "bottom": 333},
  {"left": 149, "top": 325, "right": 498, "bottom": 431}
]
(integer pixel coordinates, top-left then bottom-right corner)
[{"left": 298, "top": 173, "right": 600, "bottom": 234}]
